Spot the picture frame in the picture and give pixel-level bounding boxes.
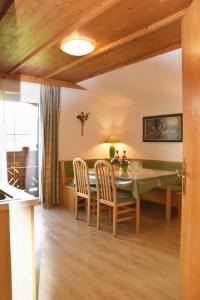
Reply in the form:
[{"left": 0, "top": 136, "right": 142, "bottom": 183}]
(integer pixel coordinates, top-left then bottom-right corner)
[{"left": 143, "top": 113, "right": 183, "bottom": 142}]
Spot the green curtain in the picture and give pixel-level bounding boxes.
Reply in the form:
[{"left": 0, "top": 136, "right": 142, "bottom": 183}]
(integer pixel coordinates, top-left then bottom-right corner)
[{"left": 40, "top": 85, "right": 60, "bottom": 207}]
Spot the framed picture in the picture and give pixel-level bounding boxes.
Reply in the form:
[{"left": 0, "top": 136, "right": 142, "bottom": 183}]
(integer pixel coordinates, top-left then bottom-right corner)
[{"left": 143, "top": 113, "right": 183, "bottom": 142}]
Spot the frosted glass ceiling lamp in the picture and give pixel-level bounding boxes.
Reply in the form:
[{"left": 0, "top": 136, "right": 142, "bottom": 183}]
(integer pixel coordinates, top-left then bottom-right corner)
[{"left": 60, "top": 39, "right": 95, "bottom": 56}]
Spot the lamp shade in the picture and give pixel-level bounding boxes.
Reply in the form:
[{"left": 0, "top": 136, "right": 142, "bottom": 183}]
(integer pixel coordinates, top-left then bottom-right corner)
[
  {"left": 104, "top": 135, "right": 121, "bottom": 159},
  {"left": 60, "top": 39, "right": 95, "bottom": 56},
  {"left": 104, "top": 135, "right": 120, "bottom": 144}
]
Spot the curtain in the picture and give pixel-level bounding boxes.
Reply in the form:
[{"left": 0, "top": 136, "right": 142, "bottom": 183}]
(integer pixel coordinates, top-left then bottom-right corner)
[
  {"left": 0, "top": 81, "right": 8, "bottom": 182},
  {"left": 40, "top": 85, "right": 60, "bottom": 207}
]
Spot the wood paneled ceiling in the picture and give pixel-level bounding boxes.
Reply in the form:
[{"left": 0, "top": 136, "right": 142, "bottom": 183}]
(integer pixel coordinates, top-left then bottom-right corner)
[{"left": 0, "top": 0, "right": 192, "bottom": 89}]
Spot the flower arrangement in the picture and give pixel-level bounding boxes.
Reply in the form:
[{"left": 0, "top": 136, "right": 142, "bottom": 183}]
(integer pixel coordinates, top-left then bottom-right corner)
[{"left": 111, "top": 150, "right": 129, "bottom": 172}]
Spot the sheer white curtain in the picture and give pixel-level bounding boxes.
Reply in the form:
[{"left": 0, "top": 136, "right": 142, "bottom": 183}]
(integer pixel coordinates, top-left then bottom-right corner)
[{"left": 0, "top": 81, "right": 8, "bottom": 182}]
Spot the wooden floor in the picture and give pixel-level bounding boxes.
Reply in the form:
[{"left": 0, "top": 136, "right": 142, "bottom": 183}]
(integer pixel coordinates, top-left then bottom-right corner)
[{"left": 36, "top": 201, "right": 181, "bottom": 300}]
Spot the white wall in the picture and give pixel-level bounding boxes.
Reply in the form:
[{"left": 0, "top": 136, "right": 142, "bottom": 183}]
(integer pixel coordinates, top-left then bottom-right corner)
[
  {"left": 59, "top": 90, "right": 183, "bottom": 162},
  {"left": 113, "top": 99, "right": 182, "bottom": 161},
  {"left": 59, "top": 49, "right": 183, "bottom": 162},
  {"left": 20, "top": 82, "right": 40, "bottom": 103},
  {"left": 59, "top": 88, "right": 114, "bottom": 160}
]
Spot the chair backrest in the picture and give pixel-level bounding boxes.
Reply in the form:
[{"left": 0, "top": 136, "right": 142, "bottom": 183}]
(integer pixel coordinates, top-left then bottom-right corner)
[
  {"left": 94, "top": 160, "right": 117, "bottom": 205},
  {"left": 73, "top": 158, "right": 91, "bottom": 198}
]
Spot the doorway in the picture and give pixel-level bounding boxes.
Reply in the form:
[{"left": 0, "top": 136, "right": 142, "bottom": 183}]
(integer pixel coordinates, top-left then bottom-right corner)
[{"left": 3, "top": 101, "right": 39, "bottom": 197}]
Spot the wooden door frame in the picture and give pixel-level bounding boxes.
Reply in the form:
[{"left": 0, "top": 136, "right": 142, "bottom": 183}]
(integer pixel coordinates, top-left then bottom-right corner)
[{"left": 180, "top": 0, "right": 200, "bottom": 299}]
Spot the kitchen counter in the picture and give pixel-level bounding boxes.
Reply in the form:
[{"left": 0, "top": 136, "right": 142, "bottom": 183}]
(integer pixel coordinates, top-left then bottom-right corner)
[
  {"left": 0, "top": 181, "right": 38, "bottom": 211},
  {"left": 0, "top": 182, "right": 39, "bottom": 300}
]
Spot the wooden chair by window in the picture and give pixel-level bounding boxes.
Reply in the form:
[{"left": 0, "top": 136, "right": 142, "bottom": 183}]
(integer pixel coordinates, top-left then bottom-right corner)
[
  {"left": 73, "top": 158, "right": 96, "bottom": 225},
  {"left": 95, "top": 160, "right": 140, "bottom": 237}
]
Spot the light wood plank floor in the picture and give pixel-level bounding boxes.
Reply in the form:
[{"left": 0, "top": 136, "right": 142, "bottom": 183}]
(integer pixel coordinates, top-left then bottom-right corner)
[{"left": 36, "top": 202, "right": 181, "bottom": 300}]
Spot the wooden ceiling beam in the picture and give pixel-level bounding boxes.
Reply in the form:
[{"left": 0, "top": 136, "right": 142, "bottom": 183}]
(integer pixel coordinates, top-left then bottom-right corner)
[
  {"left": 77, "top": 43, "right": 181, "bottom": 83},
  {"left": 9, "top": 0, "right": 120, "bottom": 75},
  {"left": 0, "top": 73, "right": 85, "bottom": 90},
  {"left": 45, "top": 8, "right": 187, "bottom": 79},
  {"left": 0, "top": 0, "right": 14, "bottom": 22}
]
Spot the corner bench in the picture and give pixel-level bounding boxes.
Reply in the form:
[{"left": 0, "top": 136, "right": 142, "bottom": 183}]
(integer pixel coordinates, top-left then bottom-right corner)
[
  {"left": 140, "top": 159, "right": 182, "bottom": 222},
  {"left": 59, "top": 159, "right": 182, "bottom": 222},
  {"left": 59, "top": 159, "right": 99, "bottom": 209}
]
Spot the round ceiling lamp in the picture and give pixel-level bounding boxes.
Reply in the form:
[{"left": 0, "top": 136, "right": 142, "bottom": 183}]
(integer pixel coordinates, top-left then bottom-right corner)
[{"left": 60, "top": 38, "right": 95, "bottom": 56}]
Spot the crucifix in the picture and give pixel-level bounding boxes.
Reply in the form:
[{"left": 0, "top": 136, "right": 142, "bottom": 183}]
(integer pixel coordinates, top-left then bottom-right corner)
[{"left": 77, "top": 112, "right": 90, "bottom": 136}]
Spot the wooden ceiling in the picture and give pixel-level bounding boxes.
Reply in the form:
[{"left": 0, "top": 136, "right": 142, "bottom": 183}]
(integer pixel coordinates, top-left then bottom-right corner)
[{"left": 0, "top": 0, "right": 192, "bottom": 89}]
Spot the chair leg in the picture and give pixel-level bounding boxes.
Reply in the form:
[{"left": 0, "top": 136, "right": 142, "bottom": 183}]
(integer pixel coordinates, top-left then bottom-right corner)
[
  {"left": 136, "top": 198, "right": 140, "bottom": 234},
  {"left": 92, "top": 197, "right": 94, "bottom": 215},
  {"left": 97, "top": 201, "right": 100, "bottom": 229},
  {"left": 75, "top": 195, "right": 78, "bottom": 220},
  {"left": 85, "top": 199, "right": 87, "bottom": 215},
  {"left": 87, "top": 197, "right": 91, "bottom": 226},
  {"left": 92, "top": 197, "right": 96, "bottom": 215},
  {"left": 113, "top": 206, "right": 117, "bottom": 237}
]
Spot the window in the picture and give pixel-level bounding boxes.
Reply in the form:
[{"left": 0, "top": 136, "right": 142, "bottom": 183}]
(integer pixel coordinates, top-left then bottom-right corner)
[{"left": 5, "top": 101, "right": 39, "bottom": 197}]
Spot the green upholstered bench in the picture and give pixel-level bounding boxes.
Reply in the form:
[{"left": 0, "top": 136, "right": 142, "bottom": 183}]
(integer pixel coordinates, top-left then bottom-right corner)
[
  {"left": 141, "top": 158, "right": 182, "bottom": 189},
  {"left": 141, "top": 159, "right": 182, "bottom": 191},
  {"left": 138, "top": 159, "right": 182, "bottom": 221},
  {"left": 60, "top": 158, "right": 182, "bottom": 220},
  {"left": 141, "top": 159, "right": 182, "bottom": 172},
  {"left": 63, "top": 159, "right": 97, "bottom": 178},
  {"left": 59, "top": 159, "right": 106, "bottom": 209},
  {"left": 62, "top": 158, "right": 182, "bottom": 180}
]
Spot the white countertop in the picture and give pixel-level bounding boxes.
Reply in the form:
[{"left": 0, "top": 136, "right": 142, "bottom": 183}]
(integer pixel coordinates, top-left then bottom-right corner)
[{"left": 0, "top": 181, "right": 39, "bottom": 211}]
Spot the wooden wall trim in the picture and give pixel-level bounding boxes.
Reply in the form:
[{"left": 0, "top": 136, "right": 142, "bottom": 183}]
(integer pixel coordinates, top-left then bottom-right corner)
[
  {"left": 59, "top": 158, "right": 182, "bottom": 163},
  {"left": 0, "top": 72, "right": 85, "bottom": 90}
]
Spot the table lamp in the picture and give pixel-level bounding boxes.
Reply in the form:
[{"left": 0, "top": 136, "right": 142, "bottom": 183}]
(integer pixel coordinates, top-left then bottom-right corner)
[{"left": 104, "top": 134, "right": 120, "bottom": 159}]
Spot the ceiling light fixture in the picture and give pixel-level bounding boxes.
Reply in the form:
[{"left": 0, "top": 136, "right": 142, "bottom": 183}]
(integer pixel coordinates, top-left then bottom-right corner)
[{"left": 60, "top": 38, "right": 95, "bottom": 56}]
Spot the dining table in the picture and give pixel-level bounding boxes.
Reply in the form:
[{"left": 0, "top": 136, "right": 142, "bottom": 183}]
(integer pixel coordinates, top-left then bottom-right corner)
[{"left": 89, "top": 167, "right": 179, "bottom": 223}]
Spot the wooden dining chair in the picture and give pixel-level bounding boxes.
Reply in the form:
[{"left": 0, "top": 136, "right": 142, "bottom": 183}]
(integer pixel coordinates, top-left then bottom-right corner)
[
  {"left": 95, "top": 160, "right": 140, "bottom": 237},
  {"left": 73, "top": 158, "right": 96, "bottom": 225}
]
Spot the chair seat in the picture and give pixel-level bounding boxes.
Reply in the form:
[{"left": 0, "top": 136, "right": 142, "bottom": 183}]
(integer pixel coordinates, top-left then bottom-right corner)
[{"left": 117, "top": 190, "right": 133, "bottom": 203}]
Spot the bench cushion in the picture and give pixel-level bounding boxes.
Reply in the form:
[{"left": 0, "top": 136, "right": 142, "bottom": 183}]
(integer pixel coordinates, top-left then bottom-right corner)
[
  {"left": 64, "top": 159, "right": 97, "bottom": 177},
  {"left": 63, "top": 159, "right": 182, "bottom": 191},
  {"left": 141, "top": 160, "right": 182, "bottom": 171}
]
